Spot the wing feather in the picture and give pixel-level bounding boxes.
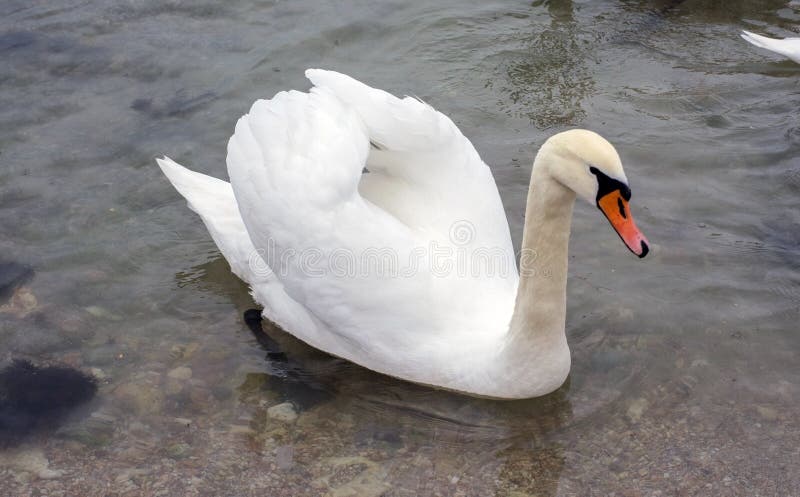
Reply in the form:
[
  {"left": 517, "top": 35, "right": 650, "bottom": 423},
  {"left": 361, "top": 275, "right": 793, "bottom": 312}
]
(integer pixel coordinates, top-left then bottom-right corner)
[
  {"left": 305, "top": 69, "right": 516, "bottom": 265},
  {"left": 226, "top": 84, "right": 435, "bottom": 351}
]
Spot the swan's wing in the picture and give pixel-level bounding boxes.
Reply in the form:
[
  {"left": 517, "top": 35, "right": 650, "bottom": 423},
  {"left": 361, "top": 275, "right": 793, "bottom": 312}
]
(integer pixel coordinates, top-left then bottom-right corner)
[
  {"left": 157, "top": 157, "right": 323, "bottom": 338},
  {"left": 741, "top": 30, "right": 800, "bottom": 63},
  {"left": 226, "top": 88, "right": 414, "bottom": 256},
  {"left": 226, "top": 87, "right": 448, "bottom": 357},
  {"left": 305, "top": 69, "right": 516, "bottom": 259}
]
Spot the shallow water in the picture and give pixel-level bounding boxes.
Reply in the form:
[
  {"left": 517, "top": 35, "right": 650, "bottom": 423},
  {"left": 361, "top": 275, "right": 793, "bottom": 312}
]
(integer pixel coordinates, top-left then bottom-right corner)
[{"left": 1, "top": 0, "right": 799, "bottom": 495}]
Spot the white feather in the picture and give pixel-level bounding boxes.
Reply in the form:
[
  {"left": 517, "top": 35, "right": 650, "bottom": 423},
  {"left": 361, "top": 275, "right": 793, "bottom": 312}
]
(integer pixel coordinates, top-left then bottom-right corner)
[
  {"left": 741, "top": 30, "right": 800, "bottom": 64},
  {"left": 157, "top": 70, "right": 645, "bottom": 398},
  {"left": 156, "top": 157, "right": 325, "bottom": 344},
  {"left": 159, "top": 71, "right": 518, "bottom": 392}
]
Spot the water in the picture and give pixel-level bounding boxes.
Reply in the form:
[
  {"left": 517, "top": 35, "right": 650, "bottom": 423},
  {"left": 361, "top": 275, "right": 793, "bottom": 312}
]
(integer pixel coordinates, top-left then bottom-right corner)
[{"left": 1, "top": 0, "right": 799, "bottom": 494}]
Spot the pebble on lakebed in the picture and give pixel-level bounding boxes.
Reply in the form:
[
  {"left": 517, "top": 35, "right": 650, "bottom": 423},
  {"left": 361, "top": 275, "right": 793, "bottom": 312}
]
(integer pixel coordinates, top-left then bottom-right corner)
[
  {"left": 0, "top": 446, "right": 63, "bottom": 480},
  {"left": 267, "top": 402, "right": 298, "bottom": 423},
  {"left": 0, "top": 287, "right": 38, "bottom": 319},
  {"left": 167, "top": 366, "right": 192, "bottom": 381},
  {"left": 111, "top": 373, "right": 165, "bottom": 416}
]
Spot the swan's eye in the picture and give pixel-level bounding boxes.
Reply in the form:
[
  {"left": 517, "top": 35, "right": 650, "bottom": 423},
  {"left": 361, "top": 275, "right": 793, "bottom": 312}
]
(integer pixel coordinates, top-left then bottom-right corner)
[{"left": 589, "top": 166, "right": 630, "bottom": 202}]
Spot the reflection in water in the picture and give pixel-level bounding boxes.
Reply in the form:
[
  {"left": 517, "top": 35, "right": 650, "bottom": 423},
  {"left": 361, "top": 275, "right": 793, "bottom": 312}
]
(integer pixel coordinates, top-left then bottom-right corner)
[
  {"left": 239, "top": 300, "right": 574, "bottom": 440},
  {"left": 234, "top": 287, "right": 574, "bottom": 494},
  {"left": 624, "top": 0, "right": 797, "bottom": 23},
  {"left": 343, "top": 382, "right": 571, "bottom": 495},
  {"left": 175, "top": 255, "right": 253, "bottom": 306},
  {"left": 492, "top": 0, "right": 594, "bottom": 128},
  {"left": 241, "top": 309, "right": 334, "bottom": 410},
  {"left": 614, "top": 0, "right": 799, "bottom": 47},
  {"left": 235, "top": 355, "right": 572, "bottom": 495}
]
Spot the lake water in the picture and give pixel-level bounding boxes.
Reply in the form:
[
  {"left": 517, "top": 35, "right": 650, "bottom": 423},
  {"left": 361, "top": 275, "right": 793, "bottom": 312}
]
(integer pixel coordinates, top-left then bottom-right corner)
[{"left": 1, "top": 0, "right": 799, "bottom": 495}]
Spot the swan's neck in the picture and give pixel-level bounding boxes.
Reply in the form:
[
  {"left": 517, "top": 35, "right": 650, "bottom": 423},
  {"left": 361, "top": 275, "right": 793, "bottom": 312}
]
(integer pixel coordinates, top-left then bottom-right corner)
[{"left": 501, "top": 155, "right": 576, "bottom": 395}]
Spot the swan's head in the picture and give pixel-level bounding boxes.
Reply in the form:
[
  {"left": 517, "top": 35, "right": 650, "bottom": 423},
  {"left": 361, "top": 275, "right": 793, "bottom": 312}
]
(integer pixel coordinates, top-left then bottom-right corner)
[{"left": 540, "top": 129, "right": 649, "bottom": 258}]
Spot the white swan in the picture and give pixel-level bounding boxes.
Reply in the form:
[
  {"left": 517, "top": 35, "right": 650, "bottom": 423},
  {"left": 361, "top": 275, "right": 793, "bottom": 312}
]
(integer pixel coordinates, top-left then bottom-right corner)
[
  {"left": 158, "top": 70, "right": 649, "bottom": 399},
  {"left": 741, "top": 30, "right": 800, "bottom": 64}
]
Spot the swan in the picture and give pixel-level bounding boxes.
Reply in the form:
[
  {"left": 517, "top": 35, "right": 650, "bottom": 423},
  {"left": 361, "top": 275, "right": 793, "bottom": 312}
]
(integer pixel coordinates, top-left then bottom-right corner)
[
  {"left": 741, "top": 30, "right": 800, "bottom": 64},
  {"left": 157, "top": 69, "right": 649, "bottom": 399}
]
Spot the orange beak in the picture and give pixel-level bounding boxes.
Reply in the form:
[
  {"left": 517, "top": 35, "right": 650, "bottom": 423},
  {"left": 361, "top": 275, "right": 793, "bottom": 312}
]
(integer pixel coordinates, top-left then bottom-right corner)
[{"left": 597, "top": 190, "right": 649, "bottom": 258}]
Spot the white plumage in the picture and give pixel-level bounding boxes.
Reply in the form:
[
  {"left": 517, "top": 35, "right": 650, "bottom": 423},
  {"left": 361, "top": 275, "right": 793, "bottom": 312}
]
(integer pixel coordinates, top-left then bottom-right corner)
[
  {"left": 158, "top": 70, "right": 648, "bottom": 398},
  {"left": 741, "top": 30, "right": 800, "bottom": 64}
]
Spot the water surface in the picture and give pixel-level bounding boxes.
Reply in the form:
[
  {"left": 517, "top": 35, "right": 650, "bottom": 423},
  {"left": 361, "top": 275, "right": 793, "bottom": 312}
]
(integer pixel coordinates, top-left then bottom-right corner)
[{"left": 1, "top": 0, "right": 799, "bottom": 495}]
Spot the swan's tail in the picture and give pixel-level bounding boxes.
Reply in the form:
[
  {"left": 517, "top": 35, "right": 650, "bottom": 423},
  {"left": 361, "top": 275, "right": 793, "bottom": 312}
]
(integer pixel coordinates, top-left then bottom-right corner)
[
  {"left": 157, "top": 157, "right": 263, "bottom": 284},
  {"left": 158, "top": 157, "right": 229, "bottom": 214},
  {"left": 741, "top": 30, "right": 799, "bottom": 61},
  {"left": 158, "top": 157, "right": 325, "bottom": 338}
]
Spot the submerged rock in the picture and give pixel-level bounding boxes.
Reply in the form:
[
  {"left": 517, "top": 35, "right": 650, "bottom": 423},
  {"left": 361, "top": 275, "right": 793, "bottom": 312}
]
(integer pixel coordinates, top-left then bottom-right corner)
[
  {"left": 84, "top": 305, "right": 123, "bottom": 321},
  {"left": 312, "top": 456, "right": 390, "bottom": 497},
  {"left": 0, "top": 446, "right": 63, "bottom": 480},
  {"left": 0, "top": 261, "right": 33, "bottom": 303},
  {"left": 55, "top": 410, "right": 116, "bottom": 448},
  {"left": 0, "top": 287, "right": 38, "bottom": 318},
  {"left": 165, "top": 442, "right": 192, "bottom": 460},
  {"left": 626, "top": 397, "right": 649, "bottom": 423},
  {"left": 167, "top": 366, "right": 192, "bottom": 381},
  {"left": 0, "top": 359, "right": 98, "bottom": 447},
  {"left": 112, "top": 377, "right": 165, "bottom": 416},
  {"left": 267, "top": 402, "right": 298, "bottom": 423},
  {"left": 756, "top": 405, "right": 779, "bottom": 421}
]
